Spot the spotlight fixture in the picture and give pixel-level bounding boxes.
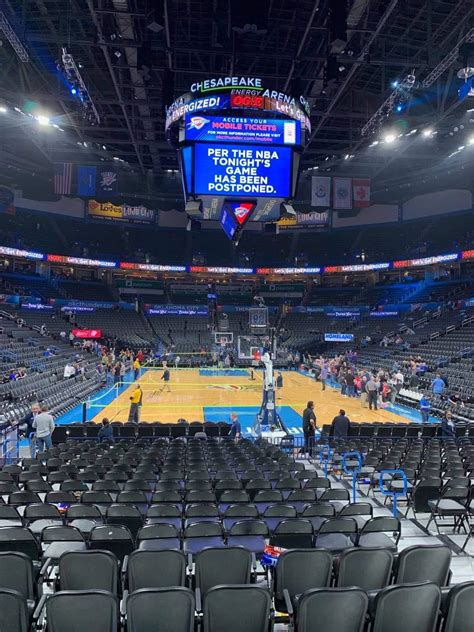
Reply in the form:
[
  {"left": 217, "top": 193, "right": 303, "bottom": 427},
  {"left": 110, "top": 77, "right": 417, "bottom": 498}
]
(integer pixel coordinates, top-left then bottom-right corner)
[
  {"left": 0, "top": 106, "right": 7, "bottom": 113},
  {"left": 469, "top": 136, "right": 474, "bottom": 145},
  {"left": 70, "top": 87, "right": 77, "bottom": 96},
  {"left": 384, "top": 133, "right": 396, "bottom": 143},
  {"left": 422, "top": 128, "right": 433, "bottom": 137},
  {"left": 36, "top": 115, "right": 50, "bottom": 126}
]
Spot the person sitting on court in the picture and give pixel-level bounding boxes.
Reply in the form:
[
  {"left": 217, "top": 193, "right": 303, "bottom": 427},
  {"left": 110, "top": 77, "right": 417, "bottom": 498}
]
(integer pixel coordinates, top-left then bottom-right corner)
[
  {"left": 160, "top": 367, "right": 171, "bottom": 392},
  {"left": 128, "top": 385, "right": 143, "bottom": 423},
  {"left": 331, "top": 409, "right": 350, "bottom": 439},
  {"left": 98, "top": 418, "right": 114, "bottom": 442},
  {"left": 229, "top": 413, "right": 241, "bottom": 441}
]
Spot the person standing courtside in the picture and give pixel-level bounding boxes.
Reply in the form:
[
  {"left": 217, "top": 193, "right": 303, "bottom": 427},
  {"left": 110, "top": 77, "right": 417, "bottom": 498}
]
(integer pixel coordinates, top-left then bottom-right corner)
[
  {"left": 331, "top": 409, "right": 350, "bottom": 439},
  {"left": 160, "top": 367, "right": 171, "bottom": 393},
  {"left": 128, "top": 385, "right": 143, "bottom": 423},
  {"left": 302, "top": 401, "right": 316, "bottom": 456},
  {"left": 320, "top": 363, "right": 328, "bottom": 391},
  {"left": 366, "top": 375, "right": 378, "bottom": 411}
]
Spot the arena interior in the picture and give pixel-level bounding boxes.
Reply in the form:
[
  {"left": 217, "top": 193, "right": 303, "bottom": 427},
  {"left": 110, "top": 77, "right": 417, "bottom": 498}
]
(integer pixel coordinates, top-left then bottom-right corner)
[{"left": 1, "top": 1, "right": 474, "bottom": 630}]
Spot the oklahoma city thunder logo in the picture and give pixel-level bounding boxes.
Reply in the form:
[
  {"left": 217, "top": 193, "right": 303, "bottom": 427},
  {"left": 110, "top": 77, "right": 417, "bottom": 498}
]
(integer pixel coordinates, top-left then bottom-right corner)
[{"left": 188, "top": 116, "right": 210, "bottom": 130}]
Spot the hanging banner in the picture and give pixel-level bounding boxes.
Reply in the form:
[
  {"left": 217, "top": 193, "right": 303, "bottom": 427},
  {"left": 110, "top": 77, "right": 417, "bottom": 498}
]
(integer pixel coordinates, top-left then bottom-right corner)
[
  {"left": 333, "top": 177, "right": 352, "bottom": 209},
  {"left": 88, "top": 200, "right": 155, "bottom": 224},
  {"left": 311, "top": 176, "right": 331, "bottom": 207},
  {"left": 353, "top": 178, "right": 371, "bottom": 208},
  {"left": 97, "top": 169, "right": 118, "bottom": 197}
]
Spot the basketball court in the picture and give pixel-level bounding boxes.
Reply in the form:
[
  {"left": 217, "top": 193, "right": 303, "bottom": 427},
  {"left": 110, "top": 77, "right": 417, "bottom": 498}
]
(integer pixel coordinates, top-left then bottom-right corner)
[{"left": 86, "top": 367, "right": 419, "bottom": 436}]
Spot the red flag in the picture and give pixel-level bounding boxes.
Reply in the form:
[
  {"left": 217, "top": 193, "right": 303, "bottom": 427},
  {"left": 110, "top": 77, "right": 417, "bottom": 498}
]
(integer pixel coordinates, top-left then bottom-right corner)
[{"left": 353, "top": 178, "right": 371, "bottom": 208}]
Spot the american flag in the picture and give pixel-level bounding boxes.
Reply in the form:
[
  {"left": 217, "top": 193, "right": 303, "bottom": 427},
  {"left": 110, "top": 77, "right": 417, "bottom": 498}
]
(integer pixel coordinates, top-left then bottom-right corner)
[{"left": 53, "top": 163, "right": 73, "bottom": 195}]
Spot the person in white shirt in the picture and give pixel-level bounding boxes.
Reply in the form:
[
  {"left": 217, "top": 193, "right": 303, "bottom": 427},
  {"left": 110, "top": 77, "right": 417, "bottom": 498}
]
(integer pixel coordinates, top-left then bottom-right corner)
[
  {"left": 63, "top": 363, "right": 76, "bottom": 379},
  {"left": 33, "top": 404, "right": 55, "bottom": 452}
]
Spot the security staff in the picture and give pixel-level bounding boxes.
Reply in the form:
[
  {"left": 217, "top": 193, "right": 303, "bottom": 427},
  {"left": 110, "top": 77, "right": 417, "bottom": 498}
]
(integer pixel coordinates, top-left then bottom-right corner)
[
  {"left": 302, "top": 401, "right": 316, "bottom": 456},
  {"left": 128, "top": 385, "right": 143, "bottom": 423}
]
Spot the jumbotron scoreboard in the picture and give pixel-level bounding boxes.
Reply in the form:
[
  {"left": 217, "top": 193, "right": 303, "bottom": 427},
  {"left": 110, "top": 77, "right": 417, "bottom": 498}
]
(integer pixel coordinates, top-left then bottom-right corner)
[{"left": 165, "top": 76, "right": 310, "bottom": 240}]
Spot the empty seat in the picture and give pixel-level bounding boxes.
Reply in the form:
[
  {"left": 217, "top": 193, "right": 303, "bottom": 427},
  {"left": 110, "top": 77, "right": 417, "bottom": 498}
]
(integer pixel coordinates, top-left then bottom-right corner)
[
  {"left": 336, "top": 548, "right": 394, "bottom": 591},
  {"left": 273, "top": 549, "right": 332, "bottom": 613},
  {"left": 195, "top": 547, "right": 252, "bottom": 598},
  {"left": 45, "top": 590, "right": 118, "bottom": 632},
  {"left": 0, "top": 588, "right": 29, "bottom": 632},
  {"left": 394, "top": 545, "right": 452, "bottom": 586},
  {"left": 442, "top": 581, "right": 474, "bottom": 632},
  {"left": 295, "top": 587, "right": 369, "bottom": 632},
  {"left": 203, "top": 585, "right": 271, "bottom": 632},
  {"left": 89, "top": 525, "right": 134, "bottom": 562},
  {"left": 127, "top": 587, "right": 195, "bottom": 632},
  {"left": 126, "top": 550, "right": 186, "bottom": 591},
  {"left": 57, "top": 550, "right": 118, "bottom": 593},
  {"left": 371, "top": 582, "right": 441, "bottom": 632}
]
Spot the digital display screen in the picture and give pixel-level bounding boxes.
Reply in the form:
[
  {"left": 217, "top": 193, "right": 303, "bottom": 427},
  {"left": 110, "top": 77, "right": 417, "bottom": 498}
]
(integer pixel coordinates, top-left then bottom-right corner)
[
  {"left": 324, "top": 333, "right": 354, "bottom": 342},
  {"left": 193, "top": 143, "right": 292, "bottom": 197},
  {"left": 220, "top": 205, "right": 238, "bottom": 240},
  {"left": 185, "top": 115, "right": 300, "bottom": 145}
]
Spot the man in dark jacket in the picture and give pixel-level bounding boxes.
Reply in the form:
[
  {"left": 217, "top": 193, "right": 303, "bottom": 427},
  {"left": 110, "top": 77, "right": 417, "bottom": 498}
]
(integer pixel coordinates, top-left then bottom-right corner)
[
  {"left": 331, "top": 409, "right": 350, "bottom": 439},
  {"left": 302, "top": 401, "right": 316, "bottom": 456},
  {"left": 440, "top": 410, "right": 455, "bottom": 439}
]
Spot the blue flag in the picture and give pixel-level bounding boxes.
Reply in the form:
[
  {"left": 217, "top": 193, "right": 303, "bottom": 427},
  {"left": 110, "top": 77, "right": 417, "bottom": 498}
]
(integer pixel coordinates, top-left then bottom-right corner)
[{"left": 77, "top": 166, "right": 97, "bottom": 197}]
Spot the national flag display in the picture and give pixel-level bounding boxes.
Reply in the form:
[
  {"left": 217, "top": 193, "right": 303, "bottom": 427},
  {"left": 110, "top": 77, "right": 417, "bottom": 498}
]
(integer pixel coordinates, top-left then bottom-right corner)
[
  {"left": 77, "top": 166, "right": 97, "bottom": 197},
  {"left": 311, "top": 176, "right": 331, "bottom": 207},
  {"left": 353, "top": 178, "right": 371, "bottom": 208},
  {"left": 333, "top": 177, "right": 352, "bottom": 209},
  {"left": 53, "top": 163, "right": 73, "bottom": 195}
]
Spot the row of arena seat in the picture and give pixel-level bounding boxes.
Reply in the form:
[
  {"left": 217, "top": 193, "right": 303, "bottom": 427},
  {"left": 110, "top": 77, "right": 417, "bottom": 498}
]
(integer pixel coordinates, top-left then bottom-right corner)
[{"left": 0, "top": 546, "right": 471, "bottom": 631}]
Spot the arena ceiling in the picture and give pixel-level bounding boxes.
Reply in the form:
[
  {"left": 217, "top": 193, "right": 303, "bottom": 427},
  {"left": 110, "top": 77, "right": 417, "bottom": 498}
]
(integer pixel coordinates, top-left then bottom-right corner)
[{"left": 0, "top": 0, "right": 474, "bottom": 196}]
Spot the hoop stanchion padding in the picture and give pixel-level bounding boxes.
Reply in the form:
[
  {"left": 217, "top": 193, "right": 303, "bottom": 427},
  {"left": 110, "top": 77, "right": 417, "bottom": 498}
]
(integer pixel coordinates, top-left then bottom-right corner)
[
  {"left": 379, "top": 469, "right": 408, "bottom": 517},
  {"left": 342, "top": 451, "right": 362, "bottom": 503}
]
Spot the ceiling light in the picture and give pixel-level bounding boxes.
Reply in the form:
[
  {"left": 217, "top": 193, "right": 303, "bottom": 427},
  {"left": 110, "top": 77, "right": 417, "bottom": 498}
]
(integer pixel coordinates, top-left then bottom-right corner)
[
  {"left": 384, "top": 133, "right": 396, "bottom": 143},
  {"left": 0, "top": 106, "right": 7, "bottom": 113},
  {"left": 102, "top": 145, "right": 107, "bottom": 150},
  {"left": 113, "top": 156, "right": 120, "bottom": 160},
  {"left": 458, "top": 145, "right": 465, "bottom": 151},
  {"left": 422, "top": 128, "right": 433, "bottom": 137},
  {"left": 469, "top": 136, "right": 474, "bottom": 145},
  {"left": 369, "top": 140, "right": 379, "bottom": 147},
  {"left": 344, "top": 154, "right": 349, "bottom": 160},
  {"left": 36, "top": 115, "right": 50, "bottom": 126},
  {"left": 391, "top": 80, "right": 399, "bottom": 88}
]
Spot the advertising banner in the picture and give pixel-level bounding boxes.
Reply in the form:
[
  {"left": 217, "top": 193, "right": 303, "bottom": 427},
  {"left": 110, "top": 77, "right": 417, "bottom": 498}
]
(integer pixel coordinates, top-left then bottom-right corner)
[
  {"left": 72, "top": 329, "right": 102, "bottom": 339},
  {"left": 324, "top": 333, "right": 354, "bottom": 342},
  {"left": 147, "top": 305, "right": 208, "bottom": 316},
  {"left": 185, "top": 114, "right": 300, "bottom": 145},
  {"left": 88, "top": 200, "right": 155, "bottom": 224}
]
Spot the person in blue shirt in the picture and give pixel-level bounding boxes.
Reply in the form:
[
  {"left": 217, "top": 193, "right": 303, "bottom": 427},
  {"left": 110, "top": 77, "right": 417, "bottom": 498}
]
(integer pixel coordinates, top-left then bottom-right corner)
[
  {"left": 431, "top": 374, "right": 446, "bottom": 395},
  {"left": 229, "top": 412, "right": 241, "bottom": 442},
  {"left": 98, "top": 418, "right": 114, "bottom": 442},
  {"left": 419, "top": 395, "right": 431, "bottom": 423}
]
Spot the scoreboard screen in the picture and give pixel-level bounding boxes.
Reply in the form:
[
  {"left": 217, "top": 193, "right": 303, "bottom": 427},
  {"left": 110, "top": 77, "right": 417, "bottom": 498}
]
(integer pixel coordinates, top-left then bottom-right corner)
[
  {"left": 185, "top": 114, "right": 300, "bottom": 145},
  {"left": 193, "top": 143, "right": 292, "bottom": 198}
]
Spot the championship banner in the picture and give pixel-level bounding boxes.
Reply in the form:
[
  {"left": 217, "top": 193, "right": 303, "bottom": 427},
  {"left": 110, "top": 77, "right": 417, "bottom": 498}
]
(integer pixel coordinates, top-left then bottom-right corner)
[
  {"left": 333, "top": 177, "right": 352, "bottom": 209},
  {"left": 88, "top": 200, "right": 155, "bottom": 224},
  {"left": 353, "top": 178, "right": 371, "bottom": 208},
  {"left": 311, "top": 176, "right": 331, "bottom": 207}
]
